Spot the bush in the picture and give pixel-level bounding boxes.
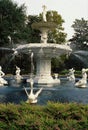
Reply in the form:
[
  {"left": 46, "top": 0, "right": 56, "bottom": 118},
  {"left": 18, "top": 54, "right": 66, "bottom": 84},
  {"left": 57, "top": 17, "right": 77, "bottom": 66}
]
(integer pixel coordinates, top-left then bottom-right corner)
[{"left": 0, "top": 102, "right": 88, "bottom": 130}]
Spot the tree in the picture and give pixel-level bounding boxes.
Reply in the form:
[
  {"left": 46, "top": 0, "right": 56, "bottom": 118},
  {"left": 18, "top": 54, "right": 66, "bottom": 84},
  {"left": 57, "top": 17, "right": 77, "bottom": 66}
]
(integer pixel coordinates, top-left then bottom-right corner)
[
  {"left": 0, "top": 0, "right": 26, "bottom": 47},
  {"left": 70, "top": 18, "right": 88, "bottom": 50},
  {"left": 46, "top": 11, "right": 67, "bottom": 44},
  {"left": 24, "top": 15, "right": 41, "bottom": 43}
]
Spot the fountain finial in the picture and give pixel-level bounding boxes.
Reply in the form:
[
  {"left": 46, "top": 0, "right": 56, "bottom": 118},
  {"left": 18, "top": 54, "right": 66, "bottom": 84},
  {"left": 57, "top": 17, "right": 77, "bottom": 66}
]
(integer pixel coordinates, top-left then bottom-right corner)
[{"left": 42, "top": 5, "right": 47, "bottom": 22}]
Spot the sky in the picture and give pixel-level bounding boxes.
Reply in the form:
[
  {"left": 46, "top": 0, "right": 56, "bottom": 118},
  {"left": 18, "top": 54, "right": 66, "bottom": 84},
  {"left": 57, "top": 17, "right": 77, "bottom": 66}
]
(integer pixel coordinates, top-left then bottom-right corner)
[{"left": 13, "top": 0, "right": 88, "bottom": 39}]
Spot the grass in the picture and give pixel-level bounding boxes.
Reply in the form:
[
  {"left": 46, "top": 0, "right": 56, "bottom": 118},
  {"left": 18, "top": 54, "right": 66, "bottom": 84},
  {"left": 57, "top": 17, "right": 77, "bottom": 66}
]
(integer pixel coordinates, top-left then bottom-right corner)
[{"left": 0, "top": 102, "right": 88, "bottom": 130}]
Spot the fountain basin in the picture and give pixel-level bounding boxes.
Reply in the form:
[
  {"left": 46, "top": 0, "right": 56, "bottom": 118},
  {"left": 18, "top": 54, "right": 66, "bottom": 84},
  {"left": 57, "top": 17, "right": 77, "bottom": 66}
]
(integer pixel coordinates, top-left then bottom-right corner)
[
  {"left": 0, "top": 77, "right": 88, "bottom": 105},
  {"left": 32, "top": 22, "right": 57, "bottom": 31},
  {"left": 16, "top": 43, "right": 72, "bottom": 57}
]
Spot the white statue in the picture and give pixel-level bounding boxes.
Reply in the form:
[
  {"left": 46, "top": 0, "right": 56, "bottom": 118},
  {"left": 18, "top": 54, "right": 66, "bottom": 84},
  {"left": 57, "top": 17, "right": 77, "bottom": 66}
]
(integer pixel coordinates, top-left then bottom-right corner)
[
  {"left": 40, "top": 32, "right": 47, "bottom": 43},
  {"left": 24, "top": 79, "right": 43, "bottom": 103},
  {"left": 15, "top": 66, "right": 23, "bottom": 83},
  {"left": 75, "top": 68, "right": 88, "bottom": 88},
  {"left": 67, "top": 68, "right": 75, "bottom": 82},
  {"left": 54, "top": 73, "right": 58, "bottom": 79},
  {"left": 7, "top": 35, "right": 12, "bottom": 43},
  {"left": 42, "top": 5, "right": 47, "bottom": 22},
  {"left": 0, "top": 66, "right": 8, "bottom": 86}
]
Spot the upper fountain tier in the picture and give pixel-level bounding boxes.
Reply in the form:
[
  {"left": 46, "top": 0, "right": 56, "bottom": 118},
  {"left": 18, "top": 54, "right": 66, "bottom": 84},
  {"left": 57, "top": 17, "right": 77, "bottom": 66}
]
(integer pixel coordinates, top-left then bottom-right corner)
[
  {"left": 32, "top": 22, "right": 57, "bottom": 44},
  {"left": 31, "top": 5, "right": 60, "bottom": 44}
]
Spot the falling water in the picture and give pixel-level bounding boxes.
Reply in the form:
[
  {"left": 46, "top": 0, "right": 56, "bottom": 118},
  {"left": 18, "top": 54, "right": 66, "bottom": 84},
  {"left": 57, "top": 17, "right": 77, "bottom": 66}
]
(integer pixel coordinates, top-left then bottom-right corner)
[
  {"left": 30, "top": 52, "right": 34, "bottom": 78},
  {"left": 38, "top": 47, "right": 44, "bottom": 57},
  {"left": 4, "top": 49, "right": 18, "bottom": 71},
  {"left": 74, "top": 50, "right": 88, "bottom": 56},
  {"left": 72, "top": 50, "right": 88, "bottom": 67},
  {"left": 0, "top": 47, "right": 17, "bottom": 70}
]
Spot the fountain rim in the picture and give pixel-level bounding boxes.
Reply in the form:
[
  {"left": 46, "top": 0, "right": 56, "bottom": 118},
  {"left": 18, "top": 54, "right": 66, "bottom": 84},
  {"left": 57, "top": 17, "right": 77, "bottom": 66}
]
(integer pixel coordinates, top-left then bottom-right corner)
[
  {"left": 32, "top": 22, "right": 57, "bottom": 30},
  {"left": 16, "top": 43, "right": 72, "bottom": 51}
]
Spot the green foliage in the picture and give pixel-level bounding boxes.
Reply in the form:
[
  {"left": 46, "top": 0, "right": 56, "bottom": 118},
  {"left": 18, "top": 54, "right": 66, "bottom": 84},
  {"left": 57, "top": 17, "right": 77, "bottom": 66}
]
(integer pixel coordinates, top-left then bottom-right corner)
[
  {"left": 25, "top": 15, "right": 41, "bottom": 43},
  {"left": 70, "top": 18, "right": 88, "bottom": 50},
  {"left": 47, "top": 11, "right": 67, "bottom": 44},
  {"left": 51, "top": 55, "right": 67, "bottom": 73},
  {"left": 0, "top": 0, "right": 26, "bottom": 46},
  {"left": 0, "top": 102, "right": 88, "bottom": 129}
]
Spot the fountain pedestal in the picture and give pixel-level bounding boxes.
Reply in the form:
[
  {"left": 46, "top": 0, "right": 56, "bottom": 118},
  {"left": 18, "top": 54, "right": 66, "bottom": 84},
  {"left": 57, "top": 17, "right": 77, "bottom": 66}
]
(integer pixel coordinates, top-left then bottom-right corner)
[{"left": 34, "top": 57, "right": 56, "bottom": 84}]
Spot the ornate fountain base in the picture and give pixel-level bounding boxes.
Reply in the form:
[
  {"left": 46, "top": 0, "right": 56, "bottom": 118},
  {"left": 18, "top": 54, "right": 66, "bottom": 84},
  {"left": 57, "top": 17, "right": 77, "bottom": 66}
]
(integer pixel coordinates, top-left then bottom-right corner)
[
  {"left": 34, "top": 74, "right": 60, "bottom": 84},
  {"left": 17, "top": 43, "right": 71, "bottom": 85}
]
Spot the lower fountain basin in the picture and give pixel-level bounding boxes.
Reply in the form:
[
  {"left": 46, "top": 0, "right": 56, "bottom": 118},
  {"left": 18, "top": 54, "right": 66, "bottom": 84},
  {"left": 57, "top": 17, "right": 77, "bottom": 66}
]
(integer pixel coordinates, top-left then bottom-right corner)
[{"left": 0, "top": 77, "right": 88, "bottom": 105}]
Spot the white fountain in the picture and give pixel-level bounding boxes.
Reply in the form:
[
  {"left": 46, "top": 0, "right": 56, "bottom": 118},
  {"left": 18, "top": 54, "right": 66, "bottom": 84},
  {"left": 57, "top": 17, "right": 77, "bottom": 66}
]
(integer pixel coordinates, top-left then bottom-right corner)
[
  {"left": 0, "top": 66, "right": 8, "bottom": 86},
  {"left": 75, "top": 68, "right": 88, "bottom": 88},
  {"left": 67, "top": 68, "right": 75, "bottom": 83},
  {"left": 16, "top": 5, "right": 72, "bottom": 85},
  {"left": 15, "top": 66, "right": 23, "bottom": 83}
]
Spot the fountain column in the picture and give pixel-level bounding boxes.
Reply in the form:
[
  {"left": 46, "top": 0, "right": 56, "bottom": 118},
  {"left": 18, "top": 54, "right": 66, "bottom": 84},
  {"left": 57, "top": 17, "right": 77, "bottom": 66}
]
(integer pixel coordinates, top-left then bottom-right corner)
[
  {"left": 34, "top": 56, "right": 54, "bottom": 84},
  {"left": 32, "top": 5, "right": 60, "bottom": 84}
]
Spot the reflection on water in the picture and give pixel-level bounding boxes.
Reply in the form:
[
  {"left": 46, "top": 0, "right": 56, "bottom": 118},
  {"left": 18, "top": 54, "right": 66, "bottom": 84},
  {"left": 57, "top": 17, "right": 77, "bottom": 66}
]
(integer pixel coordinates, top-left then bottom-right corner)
[{"left": 0, "top": 78, "right": 88, "bottom": 105}]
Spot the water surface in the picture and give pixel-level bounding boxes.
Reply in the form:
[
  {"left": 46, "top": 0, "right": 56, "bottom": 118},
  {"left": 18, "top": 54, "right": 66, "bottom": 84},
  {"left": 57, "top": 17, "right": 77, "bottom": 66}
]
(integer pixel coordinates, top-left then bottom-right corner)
[{"left": 0, "top": 78, "right": 88, "bottom": 105}]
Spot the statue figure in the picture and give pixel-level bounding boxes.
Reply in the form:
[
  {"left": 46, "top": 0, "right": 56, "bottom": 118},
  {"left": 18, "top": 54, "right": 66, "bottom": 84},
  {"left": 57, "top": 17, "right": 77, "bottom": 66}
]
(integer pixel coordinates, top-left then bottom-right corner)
[
  {"left": 75, "top": 68, "right": 88, "bottom": 88},
  {"left": 15, "top": 66, "right": 21, "bottom": 76},
  {"left": 40, "top": 32, "right": 47, "bottom": 43},
  {"left": 15, "top": 66, "right": 23, "bottom": 83},
  {"left": 24, "top": 79, "right": 43, "bottom": 103},
  {"left": 67, "top": 68, "right": 75, "bottom": 82},
  {"left": 42, "top": 5, "right": 47, "bottom": 22},
  {"left": 54, "top": 73, "right": 58, "bottom": 79},
  {"left": 0, "top": 66, "right": 5, "bottom": 78},
  {"left": 0, "top": 66, "right": 8, "bottom": 86},
  {"left": 7, "top": 35, "right": 12, "bottom": 44}
]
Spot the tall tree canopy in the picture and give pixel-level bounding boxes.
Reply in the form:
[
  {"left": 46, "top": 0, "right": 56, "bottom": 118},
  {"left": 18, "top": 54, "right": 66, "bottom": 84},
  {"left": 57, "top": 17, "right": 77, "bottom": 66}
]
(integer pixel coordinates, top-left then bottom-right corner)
[
  {"left": 70, "top": 18, "right": 88, "bottom": 50},
  {"left": 0, "top": 0, "right": 26, "bottom": 47},
  {"left": 24, "top": 15, "right": 41, "bottom": 43},
  {"left": 46, "top": 11, "right": 67, "bottom": 44}
]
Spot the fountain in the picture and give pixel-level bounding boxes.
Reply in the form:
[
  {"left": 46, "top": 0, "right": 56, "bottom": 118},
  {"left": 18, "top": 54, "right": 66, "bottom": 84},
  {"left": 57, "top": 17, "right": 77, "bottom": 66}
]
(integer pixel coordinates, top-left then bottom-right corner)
[
  {"left": 75, "top": 68, "right": 88, "bottom": 88},
  {"left": 67, "top": 68, "right": 75, "bottom": 83},
  {"left": 16, "top": 5, "right": 72, "bottom": 85},
  {"left": 0, "top": 66, "right": 8, "bottom": 86}
]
